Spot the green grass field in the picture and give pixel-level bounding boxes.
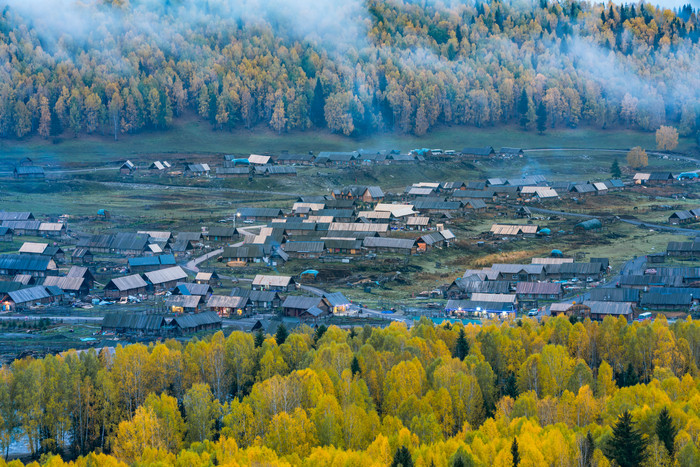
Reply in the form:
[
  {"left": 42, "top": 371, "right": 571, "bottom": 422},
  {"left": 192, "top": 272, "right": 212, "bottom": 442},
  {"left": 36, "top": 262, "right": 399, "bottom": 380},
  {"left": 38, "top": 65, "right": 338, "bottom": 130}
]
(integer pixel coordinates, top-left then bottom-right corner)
[{"left": 0, "top": 116, "right": 696, "bottom": 167}]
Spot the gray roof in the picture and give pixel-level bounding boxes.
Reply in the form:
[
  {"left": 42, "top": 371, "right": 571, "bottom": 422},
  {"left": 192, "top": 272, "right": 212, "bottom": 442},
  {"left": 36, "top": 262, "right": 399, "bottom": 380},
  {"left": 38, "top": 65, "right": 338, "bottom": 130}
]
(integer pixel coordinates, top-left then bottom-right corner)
[
  {"left": 304, "top": 306, "right": 325, "bottom": 317},
  {"left": 145, "top": 266, "right": 188, "bottom": 285},
  {"left": 452, "top": 279, "right": 510, "bottom": 294},
  {"left": 172, "top": 311, "right": 222, "bottom": 329},
  {"left": 588, "top": 288, "right": 640, "bottom": 302},
  {"left": 107, "top": 274, "right": 148, "bottom": 291},
  {"left": 110, "top": 233, "right": 150, "bottom": 252},
  {"left": 584, "top": 301, "right": 634, "bottom": 316},
  {"left": 324, "top": 292, "right": 351, "bottom": 307},
  {"left": 282, "top": 295, "right": 322, "bottom": 310},
  {"left": 515, "top": 282, "right": 562, "bottom": 295},
  {"left": 164, "top": 295, "right": 202, "bottom": 308},
  {"left": 363, "top": 237, "right": 415, "bottom": 249},
  {"left": 640, "top": 292, "right": 695, "bottom": 307},
  {"left": 102, "top": 313, "right": 165, "bottom": 331},
  {"left": 222, "top": 245, "right": 265, "bottom": 259},
  {"left": 8, "top": 286, "right": 50, "bottom": 303},
  {"left": 0, "top": 212, "right": 33, "bottom": 221},
  {"left": 413, "top": 200, "right": 462, "bottom": 211},
  {"left": 207, "top": 295, "right": 248, "bottom": 308},
  {"left": 282, "top": 241, "right": 325, "bottom": 253}
]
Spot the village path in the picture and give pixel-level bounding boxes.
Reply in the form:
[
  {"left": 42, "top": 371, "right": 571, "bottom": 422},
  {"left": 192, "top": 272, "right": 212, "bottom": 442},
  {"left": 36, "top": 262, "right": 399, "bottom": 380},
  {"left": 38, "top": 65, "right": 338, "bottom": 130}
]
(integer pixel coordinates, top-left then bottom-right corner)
[
  {"left": 525, "top": 206, "right": 700, "bottom": 235},
  {"left": 184, "top": 248, "right": 223, "bottom": 273}
]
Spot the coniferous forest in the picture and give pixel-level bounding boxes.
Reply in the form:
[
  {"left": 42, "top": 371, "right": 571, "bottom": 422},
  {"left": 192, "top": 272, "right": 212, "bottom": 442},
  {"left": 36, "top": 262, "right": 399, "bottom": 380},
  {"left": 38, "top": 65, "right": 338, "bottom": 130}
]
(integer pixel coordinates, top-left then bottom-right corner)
[
  {"left": 0, "top": 0, "right": 699, "bottom": 139},
  {"left": 0, "top": 317, "right": 699, "bottom": 465}
]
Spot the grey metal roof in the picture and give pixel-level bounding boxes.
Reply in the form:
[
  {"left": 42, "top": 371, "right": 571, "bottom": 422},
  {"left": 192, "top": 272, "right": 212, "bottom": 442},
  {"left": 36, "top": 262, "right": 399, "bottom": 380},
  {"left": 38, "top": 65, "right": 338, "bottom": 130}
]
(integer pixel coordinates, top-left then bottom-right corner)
[
  {"left": 0, "top": 212, "right": 33, "bottom": 221},
  {"left": 207, "top": 295, "right": 248, "bottom": 308},
  {"left": 324, "top": 292, "right": 350, "bottom": 307},
  {"left": 515, "top": 282, "right": 562, "bottom": 295},
  {"left": 107, "top": 274, "right": 148, "bottom": 291},
  {"left": 583, "top": 301, "right": 634, "bottom": 316},
  {"left": 282, "top": 295, "right": 322, "bottom": 310},
  {"left": 110, "top": 233, "right": 149, "bottom": 252},
  {"left": 588, "top": 288, "right": 640, "bottom": 302},
  {"left": 102, "top": 312, "right": 165, "bottom": 331},
  {"left": 2, "top": 220, "right": 41, "bottom": 230},
  {"left": 172, "top": 311, "right": 222, "bottom": 329},
  {"left": 42, "top": 276, "right": 85, "bottom": 291},
  {"left": 413, "top": 200, "right": 462, "bottom": 210},
  {"left": 363, "top": 237, "right": 415, "bottom": 249},
  {"left": 8, "top": 286, "right": 50, "bottom": 303},
  {"left": 640, "top": 292, "right": 695, "bottom": 307},
  {"left": 145, "top": 266, "right": 188, "bottom": 285},
  {"left": 165, "top": 295, "right": 202, "bottom": 308},
  {"left": 222, "top": 245, "right": 264, "bottom": 259},
  {"left": 282, "top": 241, "right": 325, "bottom": 253}
]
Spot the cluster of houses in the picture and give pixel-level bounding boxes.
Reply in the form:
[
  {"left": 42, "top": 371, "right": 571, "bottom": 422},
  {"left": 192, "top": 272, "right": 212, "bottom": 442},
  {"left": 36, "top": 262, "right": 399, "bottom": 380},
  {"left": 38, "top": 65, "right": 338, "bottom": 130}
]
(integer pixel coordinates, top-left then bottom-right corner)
[{"left": 444, "top": 257, "right": 610, "bottom": 317}]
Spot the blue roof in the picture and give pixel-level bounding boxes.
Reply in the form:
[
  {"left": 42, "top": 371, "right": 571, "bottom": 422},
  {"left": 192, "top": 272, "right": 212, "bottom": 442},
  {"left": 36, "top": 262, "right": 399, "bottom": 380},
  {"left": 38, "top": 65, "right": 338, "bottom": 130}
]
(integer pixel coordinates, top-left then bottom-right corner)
[
  {"left": 128, "top": 254, "right": 175, "bottom": 267},
  {"left": 128, "top": 257, "right": 159, "bottom": 267},
  {"left": 175, "top": 284, "right": 191, "bottom": 295}
]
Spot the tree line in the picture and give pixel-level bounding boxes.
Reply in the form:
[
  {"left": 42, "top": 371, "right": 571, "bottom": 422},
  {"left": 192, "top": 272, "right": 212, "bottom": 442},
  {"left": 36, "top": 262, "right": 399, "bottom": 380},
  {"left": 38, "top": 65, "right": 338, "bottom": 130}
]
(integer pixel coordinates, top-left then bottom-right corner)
[
  {"left": 0, "top": 316, "right": 698, "bottom": 464},
  {"left": 0, "top": 1, "right": 699, "bottom": 140}
]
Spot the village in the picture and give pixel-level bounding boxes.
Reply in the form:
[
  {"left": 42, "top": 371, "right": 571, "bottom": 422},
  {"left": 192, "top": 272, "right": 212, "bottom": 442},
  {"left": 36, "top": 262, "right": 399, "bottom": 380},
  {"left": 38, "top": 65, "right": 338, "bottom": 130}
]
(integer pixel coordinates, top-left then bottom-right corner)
[{"left": 1, "top": 146, "right": 700, "bottom": 359}]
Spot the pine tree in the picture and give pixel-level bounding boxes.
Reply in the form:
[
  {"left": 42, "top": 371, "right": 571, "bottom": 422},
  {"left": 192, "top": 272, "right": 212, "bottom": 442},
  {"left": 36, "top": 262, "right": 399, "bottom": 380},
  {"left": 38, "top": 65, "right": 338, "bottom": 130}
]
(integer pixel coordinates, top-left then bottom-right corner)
[
  {"left": 604, "top": 411, "right": 649, "bottom": 467},
  {"left": 313, "top": 324, "right": 327, "bottom": 348},
  {"left": 656, "top": 407, "right": 678, "bottom": 459},
  {"left": 310, "top": 79, "right": 326, "bottom": 128},
  {"left": 611, "top": 159, "right": 621, "bottom": 178},
  {"left": 504, "top": 372, "right": 519, "bottom": 398},
  {"left": 536, "top": 101, "right": 547, "bottom": 134},
  {"left": 454, "top": 328, "right": 470, "bottom": 360},
  {"left": 511, "top": 437, "right": 520, "bottom": 467},
  {"left": 275, "top": 323, "right": 288, "bottom": 345},
  {"left": 351, "top": 356, "right": 361, "bottom": 376},
  {"left": 254, "top": 328, "right": 265, "bottom": 348},
  {"left": 517, "top": 89, "right": 530, "bottom": 129},
  {"left": 622, "top": 363, "right": 639, "bottom": 387},
  {"left": 391, "top": 446, "right": 413, "bottom": 467}
]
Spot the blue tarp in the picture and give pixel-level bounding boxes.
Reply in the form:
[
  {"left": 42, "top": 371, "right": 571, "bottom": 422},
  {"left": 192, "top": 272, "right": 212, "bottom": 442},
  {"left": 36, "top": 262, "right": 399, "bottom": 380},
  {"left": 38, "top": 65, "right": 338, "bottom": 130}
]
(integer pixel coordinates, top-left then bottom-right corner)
[{"left": 300, "top": 269, "right": 319, "bottom": 276}]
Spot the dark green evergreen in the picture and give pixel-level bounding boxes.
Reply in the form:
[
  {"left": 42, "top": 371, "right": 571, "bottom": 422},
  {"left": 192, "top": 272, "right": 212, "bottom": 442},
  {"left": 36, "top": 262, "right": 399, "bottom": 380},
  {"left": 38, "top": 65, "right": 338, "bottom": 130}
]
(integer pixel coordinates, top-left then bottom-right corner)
[
  {"left": 656, "top": 407, "right": 678, "bottom": 459},
  {"left": 611, "top": 159, "right": 622, "bottom": 178},
  {"left": 454, "top": 328, "right": 470, "bottom": 360},
  {"left": 310, "top": 79, "right": 326, "bottom": 128},
  {"left": 511, "top": 437, "right": 520, "bottom": 467},
  {"left": 351, "top": 355, "right": 361, "bottom": 377},
  {"left": 390, "top": 446, "right": 413, "bottom": 467},
  {"left": 275, "top": 323, "right": 288, "bottom": 345},
  {"left": 604, "top": 411, "right": 649, "bottom": 467},
  {"left": 536, "top": 101, "right": 547, "bottom": 134},
  {"left": 254, "top": 328, "right": 265, "bottom": 348}
]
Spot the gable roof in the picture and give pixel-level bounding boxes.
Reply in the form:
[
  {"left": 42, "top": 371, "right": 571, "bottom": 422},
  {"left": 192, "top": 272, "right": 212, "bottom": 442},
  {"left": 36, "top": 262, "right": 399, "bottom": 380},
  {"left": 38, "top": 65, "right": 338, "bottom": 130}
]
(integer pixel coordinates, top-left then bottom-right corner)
[
  {"left": 144, "top": 266, "right": 188, "bottom": 285},
  {"left": 282, "top": 295, "right": 323, "bottom": 310},
  {"left": 107, "top": 274, "right": 148, "bottom": 291},
  {"left": 252, "top": 275, "right": 294, "bottom": 287}
]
